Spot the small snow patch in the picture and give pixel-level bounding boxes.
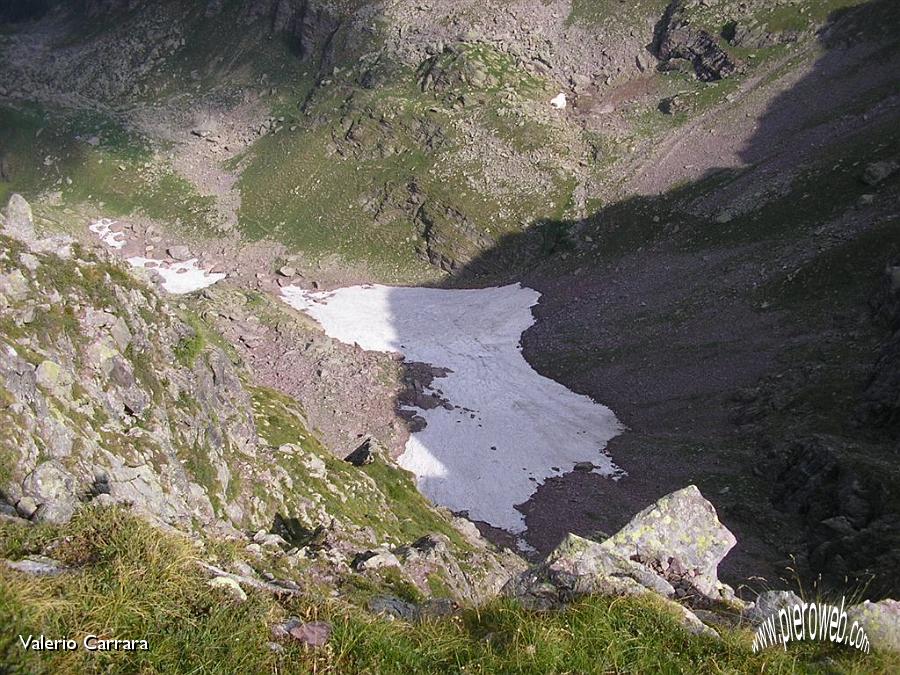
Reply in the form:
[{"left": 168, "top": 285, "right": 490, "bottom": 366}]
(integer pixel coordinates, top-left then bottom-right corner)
[
  {"left": 127, "top": 257, "right": 226, "bottom": 294},
  {"left": 89, "top": 218, "right": 126, "bottom": 249},
  {"left": 550, "top": 93, "right": 567, "bottom": 110}
]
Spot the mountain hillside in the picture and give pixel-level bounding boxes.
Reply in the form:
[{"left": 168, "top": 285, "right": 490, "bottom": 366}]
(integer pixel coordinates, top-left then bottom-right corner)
[{"left": 1, "top": 0, "right": 900, "bottom": 672}]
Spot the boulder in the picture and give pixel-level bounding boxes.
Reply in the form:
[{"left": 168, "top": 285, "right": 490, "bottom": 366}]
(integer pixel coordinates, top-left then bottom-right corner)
[
  {"left": 167, "top": 245, "right": 192, "bottom": 261},
  {"left": 505, "top": 486, "right": 738, "bottom": 612},
  {"left": 21, "top": 461, "right": 78, "bottom": 524},
  {"left": 353, "top": 547, "right": 401, "bottom": 571},
  {"left": 5, "top": 555, "right": 68, "bottom": 576},
  {"left": 369, "top": 595, "right": 419, "bottom": 622},
  {"left": 848, "top": 599, "right": 900, "bottom": 652},
  {"left": 344, "top": 436, "right": 382, "bottom": 466},
  {"left": 743, "top": 590, "right": 803, "bottom": 626},
  {"left": 862, "top": 160, "right": 899, "bottom": 186},
  {"left": 207, "top": 576, "right": 247, "bottom": 602},
  {"left": 1, "top": 194, "right": 35, "bottom": 242},
  {"left": 603, "top": 485, "right": 737, "bottom": 602}
]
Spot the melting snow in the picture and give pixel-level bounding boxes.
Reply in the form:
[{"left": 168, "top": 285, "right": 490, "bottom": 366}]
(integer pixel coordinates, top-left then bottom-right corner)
[
  {"left": 282, "top": 283, "right": 623, "bottom": 533},
  {"left": 89, "top": 218, "right": 127, "bottom": 249},
  {"left": 126, "top": 257, "right": 226, "bottom": 295},
  {"left": 88, "top": 219, "right": 225, "bottom": 294},
  {"left": 550, "top": 92, "right": 567, "bottom": 110}
]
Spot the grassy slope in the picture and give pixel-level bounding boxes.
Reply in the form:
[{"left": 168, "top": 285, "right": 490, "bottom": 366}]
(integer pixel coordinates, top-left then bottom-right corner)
[
  {"left": 2, "top": 507, "right": 895, "bottom": 674},
  {"left": 0, "top": 105, "right": 215, "bottom": 234}
]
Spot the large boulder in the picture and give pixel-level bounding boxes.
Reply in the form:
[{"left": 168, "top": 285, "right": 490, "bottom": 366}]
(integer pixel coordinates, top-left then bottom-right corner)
[
  {"left": 603, "top": 485, "right": 738, "bottom": 601},
  {"left": 1, "top": 193, "right": 35, "bottom": 242},
  {"left": 505, "top": 486, "right": 739, "bottom": 612},
  {"left": 848, "top": 599, "right": 900, "bottom": 652}
]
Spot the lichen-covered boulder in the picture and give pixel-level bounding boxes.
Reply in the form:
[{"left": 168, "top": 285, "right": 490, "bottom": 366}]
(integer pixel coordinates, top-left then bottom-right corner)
[
  {"left": 505, "top": 486, "right": 738, "bottom": 611},
  {"left": 603, "top": 485, "right": 737, "bottom": 602},
  {"left": 848, "top": 599, "right": 900, "bottom": 652}
]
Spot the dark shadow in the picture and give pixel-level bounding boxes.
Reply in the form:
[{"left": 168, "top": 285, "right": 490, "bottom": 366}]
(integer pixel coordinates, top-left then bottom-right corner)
[
  {"left": 388, "top": 0, "right": 900, "bottom": 597},
  {"left": 0, "top": 0, "right": 53, "bottom": 23}
]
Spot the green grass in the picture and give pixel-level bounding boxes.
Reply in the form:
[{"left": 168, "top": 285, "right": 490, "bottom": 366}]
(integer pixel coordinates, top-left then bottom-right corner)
[
  {"left": 0, "top": 104, "right": 215, "bottom": 234},
  {"left": 247, "top": 386, "right": 470, "bottom": 551},
  {"left": 2, "top": 507, "right": 896, "bottom": 674}
]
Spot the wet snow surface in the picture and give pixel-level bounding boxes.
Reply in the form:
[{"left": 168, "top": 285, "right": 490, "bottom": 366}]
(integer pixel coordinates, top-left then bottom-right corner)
[{"left": 282, "top": 283, "right": 624, "bottom": 534}]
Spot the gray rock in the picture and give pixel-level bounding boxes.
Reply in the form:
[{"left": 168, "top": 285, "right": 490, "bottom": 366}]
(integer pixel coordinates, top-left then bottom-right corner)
[
  {"left": 23, "top": 461, "right": 78, "bottom": 524},
  {"left": 743, "top": 590, "right": 803, "bottom": 625},
  {"left": 369, "top": 595, "right": 418, "bottom": 621},
  {"left": 655, "top": 1, "right": 736, "bottom": 81},
  {"left": 19, "top": 253, "right": 40, "bottom": 272},
  {"left": 277, "top": 265, "right": 296, "bottom": 277},
  {"left": 0, "top": 269, "right": 29, "bottom": 302},
  {"left": 208, "top": 576, "right": 248, "bottom": 601},
  {"left": 15, "top": 496, "right": 38, "bottom": 519},
  {"left": 168, "top": 245, "right": 192, "bottom": 261},
  {"left": 862, "top": 160, "right": 899, "bottom": 186},
  {"left": 506, "top": 486, "right": 738, "bottom": 611},
  {"left": 2, "top": 194, "right": 35, "bottom": 241},
  {"left": 848, "top": 599, "right": 900, "bottom": 652},
  {"left": 344, "top": 436, "right": 381, "bottom": 466},
  {"left": 603, "top": 485, "right": 737, "bottom": 602},
  {"left": 5, "top": 555, "right": 68, "bottom": 576},
  {"left": 353, "top": 547, "right": 401, "bottom": 571},
  {"left": 272, "top": 618, "right": 331, "bottom": 647}
]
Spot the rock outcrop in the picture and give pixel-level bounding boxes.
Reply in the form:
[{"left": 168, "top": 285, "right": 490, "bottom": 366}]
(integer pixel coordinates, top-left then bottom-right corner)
[
  {"left": 654, "top": 0, "right": 737, "bottom": 81},
  {"left": 505, "top": 486, "right": 741, "bottom": 635}
]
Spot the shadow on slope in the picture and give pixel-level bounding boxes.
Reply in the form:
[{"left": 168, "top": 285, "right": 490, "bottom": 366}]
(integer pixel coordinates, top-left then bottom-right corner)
[{"left": 388, "top": 0, "right": 900, "bottom": 597}]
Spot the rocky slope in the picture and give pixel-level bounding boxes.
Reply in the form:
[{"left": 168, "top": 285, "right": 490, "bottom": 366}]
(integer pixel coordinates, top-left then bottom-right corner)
[
  {"left": 0, "top": 1, "right": 899, "bottom": 666},
  {"left": 0, "top": 194, "right": 522, "bottom": 607}
]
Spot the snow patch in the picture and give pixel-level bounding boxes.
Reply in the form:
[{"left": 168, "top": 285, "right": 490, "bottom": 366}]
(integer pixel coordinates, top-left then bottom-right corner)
[
  {"left": 550, "top": 92, "right": 567, "bottom": 110},
  {"left": 88, "top": 218, "right": 225, "bottom": 295},
  {"left": 89, "top": 218, "right": 126, "bottom": 249},
  {"left": 127, "top": 257, "right": 226, "bottom": 295},
  {"left": 281, "top": 283, "right": 623, "bottom": 533}
]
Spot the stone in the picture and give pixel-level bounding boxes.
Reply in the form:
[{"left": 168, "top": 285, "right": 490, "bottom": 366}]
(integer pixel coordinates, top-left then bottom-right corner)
[
  {"left": 353, "top": 548, "right": 401, "bottom": 571},
  {"left": 272, "top": 618, "right": 331, "bottom": 647},
  {"left": 848, "top": 599, "right": 900, "bottom": 652},
  {"left": 5, "top": 555, "right": 68, "bottom": 576},
  {"left": 505, "top": 486, "right": 738, "bottom": 610},
  {"left": 289, "top": 621, "right": 331, "bottom": 647},
  {"left": 604, "top": 485, "right": 737, "bottom": 601},
  {"left": 743, "top": 590, "right": 803, "bottom": 625},
  {"left": 253, "top": 530, "right": 290, "bottom": 550},
  {"left": 15, "top": 497, "right": 38, "bottom": 519},
  {"left": 168, "top": 245, "right": 192, "bottom": 261},
  {"left": 2, "top": 194, "right": 35, "bottom": 241},
  {"left": 369, "top": 595, "right": 418, "bottom": 622},
  {"left": 344, "top": 437, "right": 381, "bottom": 466},
  {"left": 277, "top": 265, "right": 296, "bottom": 277},
  {"left": 208, "top": 576, "right": 248, "bottom": 601},
  {"left": 19, "top": 253, "right": 39, "bottom": 272},
  {"left": 862, "top": 160, "right": 899, "bottom": 186},
  {"left": 35, "top": 360, "right": 71, "bottom": 393},
  {"left": 655, "top": 1, "right": 736, "bottom": 81},
  {"left": 22, "top": 461, "right": 78, "bottom": 524},
  {"left": 0, "top": 269, "right": 28, "bottom": 302}
]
